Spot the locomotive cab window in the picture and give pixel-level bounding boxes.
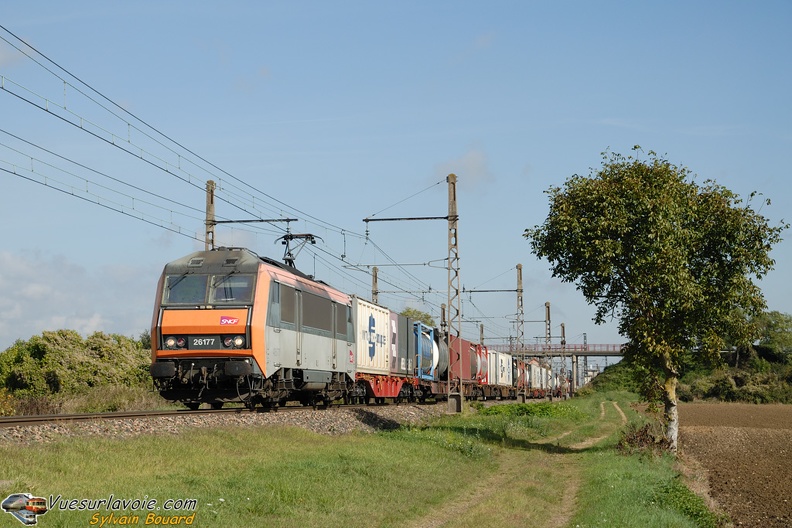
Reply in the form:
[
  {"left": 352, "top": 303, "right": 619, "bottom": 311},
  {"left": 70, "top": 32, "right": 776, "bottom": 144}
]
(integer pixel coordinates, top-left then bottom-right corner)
[
  {"left": 209, "top": 274, "right": 255, "bottom": 304},
  {"left": 162, "top": 274, "right": 209, "bottom": 305}
]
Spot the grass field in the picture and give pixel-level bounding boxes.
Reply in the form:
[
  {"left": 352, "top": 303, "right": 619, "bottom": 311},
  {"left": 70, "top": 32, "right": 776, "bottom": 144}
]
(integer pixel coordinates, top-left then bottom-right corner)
[{"left": 0, "top": 391, "right": 721, "bottom": 528}]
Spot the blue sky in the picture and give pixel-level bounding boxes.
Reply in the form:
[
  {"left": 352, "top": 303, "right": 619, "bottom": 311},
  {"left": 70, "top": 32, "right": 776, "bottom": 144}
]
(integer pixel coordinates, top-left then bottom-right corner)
[{"left": 1, "top": 1, "right": 790, "bottom": 366}]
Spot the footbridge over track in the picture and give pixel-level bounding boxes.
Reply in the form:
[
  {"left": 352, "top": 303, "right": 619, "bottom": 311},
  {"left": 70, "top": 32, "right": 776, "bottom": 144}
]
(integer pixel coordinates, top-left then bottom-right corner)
[
  {"left": 489, "top": 343, "right": 625, "bottom": 395},
  {"left": 489, "top": 343, "right": 625, "bottom": 358}
]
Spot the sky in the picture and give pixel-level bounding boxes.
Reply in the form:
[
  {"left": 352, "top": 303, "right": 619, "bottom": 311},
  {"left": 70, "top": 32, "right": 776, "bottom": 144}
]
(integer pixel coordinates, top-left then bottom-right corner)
[{"left": 1, "top": 1, "right": 791, "bottom": 368}]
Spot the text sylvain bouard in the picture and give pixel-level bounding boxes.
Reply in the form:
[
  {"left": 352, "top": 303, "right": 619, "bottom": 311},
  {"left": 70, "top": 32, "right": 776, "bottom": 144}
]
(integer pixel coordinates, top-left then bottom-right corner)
[{"left": 90, "top": 512, "right": 196, "bottom": 526}]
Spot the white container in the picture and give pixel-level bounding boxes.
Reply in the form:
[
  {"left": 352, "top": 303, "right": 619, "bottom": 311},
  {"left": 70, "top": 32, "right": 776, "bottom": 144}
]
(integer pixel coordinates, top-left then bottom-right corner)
[
  {"left": 496, "top": 351, "right": 513, "bottom": 387},
  {"left": 351, "top": 296, "right": 391, "bottom": 375}
]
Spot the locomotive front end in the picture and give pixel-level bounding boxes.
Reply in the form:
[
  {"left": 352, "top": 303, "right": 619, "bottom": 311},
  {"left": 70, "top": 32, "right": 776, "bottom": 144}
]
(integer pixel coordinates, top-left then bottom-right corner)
[{"left": 150, "top": 248, "right": 265, "bottom": 409}]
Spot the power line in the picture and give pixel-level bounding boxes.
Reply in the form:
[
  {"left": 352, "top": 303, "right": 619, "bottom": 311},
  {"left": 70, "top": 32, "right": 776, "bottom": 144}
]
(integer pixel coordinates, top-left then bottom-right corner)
[
  {"left": 0, "top": 165, "right": 202, "bottom": 242},
  {"left": 0, "top": 128, "right": 203, "bottom": 216},
  {"left": 0, "top": 24, "right": 521, "bottom": 342}
]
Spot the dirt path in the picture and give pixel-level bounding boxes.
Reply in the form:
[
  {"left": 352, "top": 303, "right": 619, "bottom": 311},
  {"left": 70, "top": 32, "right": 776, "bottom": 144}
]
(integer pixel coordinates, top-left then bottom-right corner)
[
  {"left": 547, "top": 401, "right": 627, "bottom": 451},
  {"left": 406, "top": 448, "right": 556, "bottom": 528},
  {"left": 407, "top": 400, "right": 627, "bottom": 528}
]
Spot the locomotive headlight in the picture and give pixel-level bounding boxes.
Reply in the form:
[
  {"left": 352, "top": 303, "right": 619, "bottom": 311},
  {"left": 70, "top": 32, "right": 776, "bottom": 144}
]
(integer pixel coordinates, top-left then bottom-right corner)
[
  {"left": 223, "top": 335, "right": 245, "bottom": 348},
  {"left": 164, "top": 336, "right": 186, "bottom": 349}
]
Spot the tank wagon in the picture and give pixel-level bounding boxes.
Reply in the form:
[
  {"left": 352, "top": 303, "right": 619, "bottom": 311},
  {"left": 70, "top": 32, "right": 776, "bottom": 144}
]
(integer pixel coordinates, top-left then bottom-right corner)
[{"left": 150, "top": 247, "right": 551, "bottom": 409}]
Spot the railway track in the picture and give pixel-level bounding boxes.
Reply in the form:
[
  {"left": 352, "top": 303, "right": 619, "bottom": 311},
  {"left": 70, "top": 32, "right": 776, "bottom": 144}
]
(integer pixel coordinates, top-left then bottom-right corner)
[
  {"left": 0, "top": 408, "right": 252, "bottom": 427},
  {"left": 0, "top": 402, "right": 414, "bottom": 428}
]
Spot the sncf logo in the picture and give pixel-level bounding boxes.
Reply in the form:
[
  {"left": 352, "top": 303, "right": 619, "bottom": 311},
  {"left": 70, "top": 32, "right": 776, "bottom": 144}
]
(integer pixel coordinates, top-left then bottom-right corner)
[{"left": 220, "top": 316, "right": 239, "bottom": 325}]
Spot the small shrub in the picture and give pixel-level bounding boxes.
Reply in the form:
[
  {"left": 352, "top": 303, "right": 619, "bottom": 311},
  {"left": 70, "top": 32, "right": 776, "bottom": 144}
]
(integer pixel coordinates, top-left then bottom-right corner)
[
  {"left": 58, "top": 386, "right": 169, "bottom": 414},
  {"left": 588, "top": 361, "right": 639, "bottom": 392},
  {"left": 0, "top": 388, "right": 15, "bottom": 416},
  {"left": 707, "top": 372, "right": 738, "bottom": 401},
  {"left": 676, "top": 383, "right": 694, "bottom": 402},
  {"left": 0, "top": 330, "right": 151, "bottom": 406},
  {"left": 12, "top": 395, "right": 61, "bottom": 415},
  {"left": 688, "top": 377, "right": 714, "bottom": 400},
  {"left": 617, "top": 421, "right": 671, "bottom": 455}
]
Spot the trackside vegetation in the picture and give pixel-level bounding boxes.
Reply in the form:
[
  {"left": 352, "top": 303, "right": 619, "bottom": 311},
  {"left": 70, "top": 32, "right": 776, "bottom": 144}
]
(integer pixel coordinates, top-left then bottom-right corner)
[
  {"left": 2, "top": 318, "right": 792, "bottom": 416},
  {"left": 0, "top": 389, "right": 723, "bottom": 527},
  {"left": 7, "top": 327, "right": 790, "bottom": 525},
  {"left": 0, "top": 329, "right": 165, "bottom": 414}
]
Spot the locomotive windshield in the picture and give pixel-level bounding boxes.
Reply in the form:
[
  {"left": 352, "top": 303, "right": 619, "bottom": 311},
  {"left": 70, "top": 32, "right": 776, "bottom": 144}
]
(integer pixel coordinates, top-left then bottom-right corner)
[
  {"left": 162, "top": 273, "right": 255, "bottom": 305},
  {"left": 209, "top": 274, "right": 255, "bottom": 303}
]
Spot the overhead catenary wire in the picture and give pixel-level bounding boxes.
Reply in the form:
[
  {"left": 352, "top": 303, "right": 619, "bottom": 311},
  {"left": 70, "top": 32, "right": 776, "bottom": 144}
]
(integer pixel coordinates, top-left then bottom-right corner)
[
  {"left": 0, "top": 128, "right": 204, "bottom": 216},
  {"left": 0, "top": 165, "right": 203, "bottom": 243},
  {"left": 365, "top": 178, "right": 446, "bottom": 219},
  {"left": 0, "top": 24, "right": 523, "bottom": 343},
  {"left": 1, "top": 25, "right": 372, "bottom": 242}
]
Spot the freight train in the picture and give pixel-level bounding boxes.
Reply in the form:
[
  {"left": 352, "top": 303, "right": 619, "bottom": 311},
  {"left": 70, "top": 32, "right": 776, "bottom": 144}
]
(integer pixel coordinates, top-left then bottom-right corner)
[{"left": 149, "top": 247, "right": 553, "bottom": 409}]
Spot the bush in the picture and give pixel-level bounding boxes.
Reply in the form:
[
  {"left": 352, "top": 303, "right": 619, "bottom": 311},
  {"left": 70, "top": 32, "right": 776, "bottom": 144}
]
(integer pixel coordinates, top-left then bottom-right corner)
[
  {"left": 587, "top": 361, "right": 640, "bottom": 393},
  {"left": 0, "top": 330, "right": 151, "bottom": 402},
  {"left": 0, "top": 388, "right": 15, "bottom": 416},
  {"left": 617, "top": 421, "right": 671, "bottom": 456},
  {"left": 12, "top": 395, "right": 61, "bottom": 415},
  {"left": 706, "top": 372, "right": 738, "bottom": 401},
  {"left": 676, "top": 383, "right": 694, "bottom": 402}
]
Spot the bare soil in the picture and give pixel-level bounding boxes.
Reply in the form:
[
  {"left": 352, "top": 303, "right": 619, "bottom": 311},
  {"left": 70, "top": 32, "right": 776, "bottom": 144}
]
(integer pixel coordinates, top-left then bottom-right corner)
[{"left": 679, "top": 402, "right": 792, "bottom": 527}]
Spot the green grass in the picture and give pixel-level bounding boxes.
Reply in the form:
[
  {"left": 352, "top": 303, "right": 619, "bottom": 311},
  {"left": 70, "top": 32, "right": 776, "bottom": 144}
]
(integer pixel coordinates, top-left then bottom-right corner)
[
  {"left": 0, "top": 391, "right": 726, "bottom": 528},
  {"left": 0, "top": 425, "right": 494, "bottom": 528},
  {"left": 570, "top": 451, "right": 721, "bottom": 528}
]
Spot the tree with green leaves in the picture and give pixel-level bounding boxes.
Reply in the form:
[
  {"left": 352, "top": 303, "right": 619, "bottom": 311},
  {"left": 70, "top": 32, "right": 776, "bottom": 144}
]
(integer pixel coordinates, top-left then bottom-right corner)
[
  {"left": 525, "top": 148, "right": 786, "bottom": 452},
  {"left": 752, "top": 310, "right": 792, "bottom": 364},
  {"left": 400, "top": 307, "right": 436, "bottom": 327}
]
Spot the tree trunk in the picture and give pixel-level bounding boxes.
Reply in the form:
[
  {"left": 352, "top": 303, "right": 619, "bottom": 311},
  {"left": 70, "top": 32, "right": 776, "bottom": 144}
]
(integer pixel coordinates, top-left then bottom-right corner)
[{"left": 663, "top": 374, "right": 679, "bottom": 453}]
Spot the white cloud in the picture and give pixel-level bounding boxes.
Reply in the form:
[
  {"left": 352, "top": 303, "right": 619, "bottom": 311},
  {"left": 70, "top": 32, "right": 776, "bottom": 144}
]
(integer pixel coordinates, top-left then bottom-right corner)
[
  {"left": 0, "top": 42, "right": 23, "bottom": 67},
  {"left": 434, "top": 147, "right": 495, "bottom": 192},
  {"left": 0, "top": 250, "right": 156, "bottom": 350}
]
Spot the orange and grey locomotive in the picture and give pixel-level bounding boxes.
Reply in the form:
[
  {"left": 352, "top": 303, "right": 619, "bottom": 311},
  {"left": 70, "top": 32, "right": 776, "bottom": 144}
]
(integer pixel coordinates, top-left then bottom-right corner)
[
  {"left": 150, "top": 247, "right": 554, "bottom": 409},
  {"left": 150, "top": 247, "right": 355, "bottom": 409}
]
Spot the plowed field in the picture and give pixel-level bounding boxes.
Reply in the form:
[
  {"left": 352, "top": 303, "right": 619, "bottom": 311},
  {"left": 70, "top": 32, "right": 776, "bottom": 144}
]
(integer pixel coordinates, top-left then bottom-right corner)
[{"left": 679, "top": 402, "right": 792, "bottom": 527}]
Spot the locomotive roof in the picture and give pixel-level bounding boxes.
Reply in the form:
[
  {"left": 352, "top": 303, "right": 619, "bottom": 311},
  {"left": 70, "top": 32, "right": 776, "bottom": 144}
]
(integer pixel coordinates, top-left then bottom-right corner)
[{"left": 163, "top": 246, "right": 328, "bottom": 285}]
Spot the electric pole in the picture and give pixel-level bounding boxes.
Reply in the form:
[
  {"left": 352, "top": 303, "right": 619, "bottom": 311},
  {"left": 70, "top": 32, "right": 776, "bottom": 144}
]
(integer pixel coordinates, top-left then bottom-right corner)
[
  {"left": 517, "top": 264, "right": 524, "bottom": 359},
  {"left": 446, "top": 174, "right": 462, "bottom": 412},
  {"left": 361, "top": 174, "right": 463, "bottom": 412},
  {"left": 205, "top": 180, "right": 216, "bottom": 250},
  {"left": 203, "top": 179, "right": 296, "bottom": 254},
  {"left": 372, "top": 266, "right": 379, "bottom": 304}
]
